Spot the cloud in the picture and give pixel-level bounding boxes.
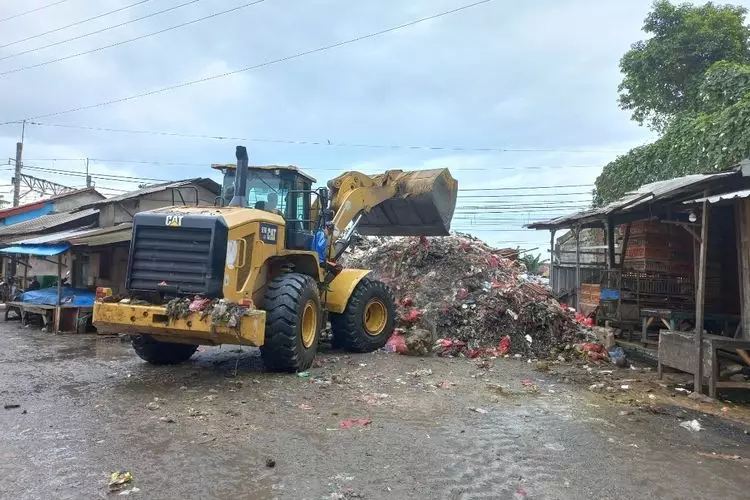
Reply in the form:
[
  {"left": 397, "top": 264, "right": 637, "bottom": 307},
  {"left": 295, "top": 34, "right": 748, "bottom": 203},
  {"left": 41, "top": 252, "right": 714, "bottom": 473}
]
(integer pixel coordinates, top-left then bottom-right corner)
[{"left": 0, "top": 0, "right": 720, "bottom": 247}]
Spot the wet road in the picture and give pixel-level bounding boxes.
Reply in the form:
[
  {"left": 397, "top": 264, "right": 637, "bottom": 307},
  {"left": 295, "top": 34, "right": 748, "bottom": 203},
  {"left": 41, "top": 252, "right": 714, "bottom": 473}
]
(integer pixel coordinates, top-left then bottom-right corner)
[{"left": 1, "top": 321, "right": 749, "bottom": 499}]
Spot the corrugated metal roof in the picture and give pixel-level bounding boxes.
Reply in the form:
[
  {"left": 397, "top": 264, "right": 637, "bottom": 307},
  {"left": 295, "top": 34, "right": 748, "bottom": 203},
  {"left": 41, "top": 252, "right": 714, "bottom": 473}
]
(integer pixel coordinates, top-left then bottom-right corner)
[
  {"left": 70, "top": 224, "right": 132, "bottom": 246},
  {"left": 80, "top": 178, "right": 221, "bottom": 209},
  {"left": 526, "top": 172, "right": 735, "bottom": 230},
  {"left": 0, "top": 208, "right": 99, "bottom": 238},
  {"left": 10, "top": 227, "right": 100, "bottom": 245},
  {"left": 683, "top": 188, "right": 750, "bottom": 205}
]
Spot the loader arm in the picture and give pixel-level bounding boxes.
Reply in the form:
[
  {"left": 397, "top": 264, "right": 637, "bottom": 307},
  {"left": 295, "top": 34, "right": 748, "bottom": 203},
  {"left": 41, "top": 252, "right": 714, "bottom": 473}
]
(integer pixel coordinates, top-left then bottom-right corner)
[{"left": 326, "top": 168, "right": 458, "bottom": 246}]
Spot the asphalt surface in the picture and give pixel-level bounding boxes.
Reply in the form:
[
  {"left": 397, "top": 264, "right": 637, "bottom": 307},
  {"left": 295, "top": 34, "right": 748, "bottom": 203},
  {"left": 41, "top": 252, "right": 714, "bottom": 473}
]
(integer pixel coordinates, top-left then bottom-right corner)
[{"left": 1, "top": 321, "right": 750, "bottom": 499}]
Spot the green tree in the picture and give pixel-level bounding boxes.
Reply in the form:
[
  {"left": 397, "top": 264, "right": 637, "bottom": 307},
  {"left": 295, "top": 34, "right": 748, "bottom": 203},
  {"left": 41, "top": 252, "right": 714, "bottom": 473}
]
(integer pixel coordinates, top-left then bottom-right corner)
[
  {"left": 595, "top": 60, "right": 750, "bottom": 204},
  {"left": 618, "top": 0, "right": 750, "bottom": 131},
  {"left": 521, "top": 253, "right": 548, "bottom": 275}
]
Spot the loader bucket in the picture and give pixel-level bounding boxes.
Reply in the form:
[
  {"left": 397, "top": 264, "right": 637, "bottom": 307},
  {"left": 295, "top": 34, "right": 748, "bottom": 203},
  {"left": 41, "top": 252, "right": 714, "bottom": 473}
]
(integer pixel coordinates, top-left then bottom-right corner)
[{"left": 358, "top": 169, "right": 458, "bottom": 236}]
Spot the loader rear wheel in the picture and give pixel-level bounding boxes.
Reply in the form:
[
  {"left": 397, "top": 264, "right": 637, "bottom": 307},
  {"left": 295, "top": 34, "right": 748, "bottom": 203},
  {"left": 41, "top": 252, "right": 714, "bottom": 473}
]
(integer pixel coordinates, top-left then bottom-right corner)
[
  {"left": 261, "top": 273, "right": 321, "bottom": 372},
  {"left": 132, "top": 335, "right": 198, "bottom": 365},
  {"left": 331, "top": 278, "right": 395, "bottom": 353}
]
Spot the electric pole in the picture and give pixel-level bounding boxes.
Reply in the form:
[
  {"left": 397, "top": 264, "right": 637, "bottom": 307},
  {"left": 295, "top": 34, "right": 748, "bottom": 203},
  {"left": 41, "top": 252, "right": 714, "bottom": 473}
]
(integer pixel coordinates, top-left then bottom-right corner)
[
  {"left": 85, "top": 157, "right": 91, "bottom": 188},
  {"left": 12, "top": 120, "right": 25, "bottom": 207}
]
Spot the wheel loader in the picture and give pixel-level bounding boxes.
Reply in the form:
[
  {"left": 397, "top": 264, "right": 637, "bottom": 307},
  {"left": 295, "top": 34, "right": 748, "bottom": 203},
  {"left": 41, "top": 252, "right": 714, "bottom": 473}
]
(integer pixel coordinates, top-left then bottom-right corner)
[{"left": 93, "top": 146, "right": 458, "bottom": 372}]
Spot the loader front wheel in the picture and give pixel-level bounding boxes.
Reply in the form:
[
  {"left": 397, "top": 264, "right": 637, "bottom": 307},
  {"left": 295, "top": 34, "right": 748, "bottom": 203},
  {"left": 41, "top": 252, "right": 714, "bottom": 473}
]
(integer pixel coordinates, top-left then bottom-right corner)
[
  {"left": 261, "top": 273, "right": 321, "bottom": 372},
  {"left": 132, "top": 335, "right": 198, "bottom": 365},
  {"left": 331, "top": 278, "right": 395, "bottom": 353}
]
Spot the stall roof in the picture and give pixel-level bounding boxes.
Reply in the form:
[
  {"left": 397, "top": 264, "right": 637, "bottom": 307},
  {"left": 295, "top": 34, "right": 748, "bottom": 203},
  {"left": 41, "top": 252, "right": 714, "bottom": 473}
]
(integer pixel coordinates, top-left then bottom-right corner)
[
  {"left": 9, "top": 224, "right": 132, "bottom": 247},
  {"left": 0, "top": 244, "right": 70, "bottom": 256},
  {"left": 526, "top": 172, "right": 736, "bottom": 230},
  {"left": 683, "top": 188, "right": 750, "bottom": 205}
]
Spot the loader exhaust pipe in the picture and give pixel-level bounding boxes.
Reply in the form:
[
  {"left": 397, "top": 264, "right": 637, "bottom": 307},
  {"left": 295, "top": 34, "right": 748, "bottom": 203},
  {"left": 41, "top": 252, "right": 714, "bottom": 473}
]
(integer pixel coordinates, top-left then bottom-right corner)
[{"left": 229, "top": 146, "right": 249, "bottom": 207}]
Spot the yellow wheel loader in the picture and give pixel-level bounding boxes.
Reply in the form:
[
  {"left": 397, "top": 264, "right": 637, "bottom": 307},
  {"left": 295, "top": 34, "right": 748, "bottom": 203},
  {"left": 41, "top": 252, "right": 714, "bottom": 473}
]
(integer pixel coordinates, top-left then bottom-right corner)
[{"left": 93, "top": 146, "right": 457, "bottom": 372}]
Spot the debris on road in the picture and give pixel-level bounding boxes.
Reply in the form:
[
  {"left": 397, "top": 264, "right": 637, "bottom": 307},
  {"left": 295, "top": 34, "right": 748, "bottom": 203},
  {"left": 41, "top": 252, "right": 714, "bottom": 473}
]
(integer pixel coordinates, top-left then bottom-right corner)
[
  {"left": 469, "top": 407, "right": 488, "bottom": 414},
  {"left": 340, "top": 418, "right": 372, "bottom": 429},
  {"left": 680, "top": 419, "right": 704, "bottom": 432},
  {"left": 345, "top": 235, "right": 590, "bottom": 358},
  {"left": 108, "top": 472, "right": 133, "bottom": 492},
  {"left": 296, "top": 371, "right": 310, "bottom": 378},
  {"left": 407, "top": 368, "right": 433, "bottom": 377},
  {"left": 265, "top": 458, "right": 276, "bottom": 468},
  {"left": 358, "top": 393, "right": 389, "bottom": 405},
  {"left": 697, "top": 452, "right": 743, "bottom": 461},
  {"left": 3, "top": 403, "right": 20, "bottom": 410},
  {"left": 298, "top": 403, "right": 314, "bottom": 410},
  {"left": 145, "top": 401, "right": 160, "bottom": 411},
  {"left": 159, "top": 416, "right": 175, "bottom": 423}
]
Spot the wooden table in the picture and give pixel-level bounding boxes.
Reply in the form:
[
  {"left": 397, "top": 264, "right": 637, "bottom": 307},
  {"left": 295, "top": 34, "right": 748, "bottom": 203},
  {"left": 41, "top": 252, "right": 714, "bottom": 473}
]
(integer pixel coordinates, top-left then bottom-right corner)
[
  {"left": 658, "top": 330, "right": 750, "bottom": 397},
  {"left": 5, "top": 301, "right": 93, "bottom": 333}
]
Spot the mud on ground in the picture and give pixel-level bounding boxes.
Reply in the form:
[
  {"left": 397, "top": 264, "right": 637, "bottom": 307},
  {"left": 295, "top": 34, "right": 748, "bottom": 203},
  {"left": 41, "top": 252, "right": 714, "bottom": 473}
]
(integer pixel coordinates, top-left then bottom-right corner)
[{"left": 1, "top": 322, "right": 750, "bottom": 499}]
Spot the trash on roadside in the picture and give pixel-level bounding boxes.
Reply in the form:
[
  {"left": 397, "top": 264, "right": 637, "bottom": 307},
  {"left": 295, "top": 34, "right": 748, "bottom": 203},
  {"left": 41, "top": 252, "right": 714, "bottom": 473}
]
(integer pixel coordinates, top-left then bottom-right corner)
[
  {"left": 108, "top": 472, "right": 133, "bottom": 492},
  {"left": 407, "top": 368, "right": 433, "bottom": 377},
  {"left": 535, "top": 361, "right": 550, "bottom": 372},
  {"left": 118, "top": 487, "right": 140, "bottom": 496},
  {"left": 469, "top": 407, "right": 488, "bottom": 414},
  {"left": 3, "top": 404, "right": 20, "bottom": 410},
  {"left": 159, "top": 416, "right": 176, "bottom": 423},
  {"left": 436, "top": 381, "right": 456, "bottom": 389},
  {"left": 265, "top": 458, "right": 276, "bottom": 468},
  {"left": 679, "top": 419, "right": 703, "bottom": 432},
  {"left": 359, "top": 393, "right": 389, "bottom": 405},
  {"left": 296, "top": 371, "right": 310, "bottom": 378},
  {"left": 298, "top": 403, "right": 314, "bottom": 410},
  {"left": 697, "top": 452, "right": 743, "bottom": 461},
  {"left": 340, "top": 418, "right": 372, "bottom": 429},
  {"left": 609, "top": 347, "right": 628, "bottom": 367},
  {"left": 145, "top": 401, "right": 160, "bottom": 411},
  {"left": 342, "top": 235, "right": 592, "bottom": 359},
  {"left": 385, "top": 330, "right": 408, "bottom": 355}
]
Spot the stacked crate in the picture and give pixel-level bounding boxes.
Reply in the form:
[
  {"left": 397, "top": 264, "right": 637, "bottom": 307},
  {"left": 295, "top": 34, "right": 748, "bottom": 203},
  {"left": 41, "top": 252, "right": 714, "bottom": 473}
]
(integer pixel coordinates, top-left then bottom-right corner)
[{"left": 620, "top": 221, "right": 696, "bottom": 308}]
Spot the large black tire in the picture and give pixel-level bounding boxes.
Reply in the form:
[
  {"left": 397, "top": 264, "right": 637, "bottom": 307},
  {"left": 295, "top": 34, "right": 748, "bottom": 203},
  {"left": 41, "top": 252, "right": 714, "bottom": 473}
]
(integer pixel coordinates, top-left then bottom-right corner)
[
  {"left": 261, "top": 273, "right": 321, "bottom": 372},
  {"left": 330, "top": 278, "right": 395, "bottom": 353},
  {"left": 132, "top": 335, "right": 198, "bottom": 365}
]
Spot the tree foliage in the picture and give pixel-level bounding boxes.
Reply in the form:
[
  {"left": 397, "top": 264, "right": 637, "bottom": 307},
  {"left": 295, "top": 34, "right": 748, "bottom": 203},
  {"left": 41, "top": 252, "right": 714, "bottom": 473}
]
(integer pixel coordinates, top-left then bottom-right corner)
[
  {"left": 618, "top": 0, "right": 750, "bottom": 131},
  {"left": 521, "top": 253, "right": 548, "bottom": 275},
  {"left": 596, "top": 61, "right": 750, "bottom": 204}
]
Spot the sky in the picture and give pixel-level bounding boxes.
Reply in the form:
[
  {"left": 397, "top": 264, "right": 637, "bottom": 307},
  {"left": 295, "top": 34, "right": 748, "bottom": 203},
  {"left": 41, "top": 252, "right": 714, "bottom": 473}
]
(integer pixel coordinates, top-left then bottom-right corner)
[{"left": 0, "top": 0, "right": 700, "bottom": 254}]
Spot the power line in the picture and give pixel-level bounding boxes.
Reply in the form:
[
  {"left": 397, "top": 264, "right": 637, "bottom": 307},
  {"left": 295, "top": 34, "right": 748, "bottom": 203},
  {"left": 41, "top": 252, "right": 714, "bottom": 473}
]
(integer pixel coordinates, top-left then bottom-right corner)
[
  {"left": 461, "top": 184, "right": 592, "bottom": 191},
  {"left": 8, "top": 0, "right": 494, "bottom": 122},
  {"left": 0, "top": 0, "right": 152, "bottom": 50},
  {"left": 0, "top": 0, "right": 70, "bottom": 24},
  {"left": 458, "top": 192, "right": 591, "bottom": 198},
  {"left": 22, "top": 165, "right": 169, "bottom": 182},
  {"left": 0, "top": 0, "right": 270, "bottom": 77},
  {"left": 18, "top": 122, "right": 626, "bottom": 154},
  {"left": 0, "top": 0, "right": 203, "bottom": 64}
]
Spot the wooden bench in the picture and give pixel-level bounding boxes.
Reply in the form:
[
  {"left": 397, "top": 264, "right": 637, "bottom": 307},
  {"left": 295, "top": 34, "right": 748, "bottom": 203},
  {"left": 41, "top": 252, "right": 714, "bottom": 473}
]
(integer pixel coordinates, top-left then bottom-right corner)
[{"left": 658, "top": 330, "right": 750, "bottom": 398}]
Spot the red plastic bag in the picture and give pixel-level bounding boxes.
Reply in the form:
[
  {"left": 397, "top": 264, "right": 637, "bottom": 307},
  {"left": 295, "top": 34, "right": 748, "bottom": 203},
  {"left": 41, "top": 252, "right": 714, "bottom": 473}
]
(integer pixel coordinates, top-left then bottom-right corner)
[
  {"left": 385, "top": 332, "right": 408, "bottom": 355},
  {"left": 341, "top": 418, "right": 372, "bottom": 429},
  {"left": 400, "top": 308, "right": 423, "bottom": 324},
  {"left": 400, "top": 296, "right": 414, "bottom": 307},
  {"left": 498, "top": 335, "right": 511, "bottom": 355},
  {"left": 487, "top": 255, "right": 501, "bottom": 268},
  {"left": 456, "top": 288, "right": 469, "bottom": 300}
]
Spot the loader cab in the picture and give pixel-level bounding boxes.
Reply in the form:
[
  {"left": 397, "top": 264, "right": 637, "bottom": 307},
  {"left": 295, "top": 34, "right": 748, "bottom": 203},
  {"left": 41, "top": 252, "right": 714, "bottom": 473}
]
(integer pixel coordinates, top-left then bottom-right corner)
[{"left": 212, "top": 164, "right": 317, "bottom": 250}]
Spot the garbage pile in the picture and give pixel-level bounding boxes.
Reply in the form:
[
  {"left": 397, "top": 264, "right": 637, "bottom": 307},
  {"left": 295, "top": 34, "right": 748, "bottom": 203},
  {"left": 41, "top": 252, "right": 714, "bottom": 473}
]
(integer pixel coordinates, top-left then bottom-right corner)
[{"left": 345, "top": 235, "right": 588, "bottom": 359}]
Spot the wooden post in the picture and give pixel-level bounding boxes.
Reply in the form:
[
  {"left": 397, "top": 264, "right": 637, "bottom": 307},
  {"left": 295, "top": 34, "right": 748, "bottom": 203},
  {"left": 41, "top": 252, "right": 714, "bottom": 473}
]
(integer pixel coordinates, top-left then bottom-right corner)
[
  {"left": 694, "top": 198, "right": 710, "bottom": 394},
  {"left": 606, "top": 218, "right": 616, "bottom": 269},
  {"left": 549, "top": 229, "right": 556, "bottom": 292},
  {"left": 575, "top": 226, "right": 581, "bottom": 310},
  {"left": 738, "top": 199, "right": 750, "bottom": 341},
  {"left": 55, "top": 253, "right": 62, "bottom": 334},
  {"left": 620, "top": 223, "right": 632, "bottom": 269}
]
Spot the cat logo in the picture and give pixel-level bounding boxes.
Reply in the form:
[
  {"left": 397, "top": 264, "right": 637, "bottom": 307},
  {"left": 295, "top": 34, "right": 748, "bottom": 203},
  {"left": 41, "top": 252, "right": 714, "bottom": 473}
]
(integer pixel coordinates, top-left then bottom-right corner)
[{"left": 165, "top": 215, "right": 183, "bottom": 227}]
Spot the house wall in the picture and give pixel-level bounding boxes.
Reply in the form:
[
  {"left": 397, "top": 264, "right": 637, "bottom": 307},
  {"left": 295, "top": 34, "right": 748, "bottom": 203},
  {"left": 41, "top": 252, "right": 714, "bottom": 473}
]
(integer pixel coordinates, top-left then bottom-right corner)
[
  {"left": 52, "top": 192, "right": 103, "bottom": 212},
  {"left": 3, "top": 204, "right": 53, "bottom": 225},
  {"left": 84, "top": 245, "right": 130, "bottom": 294}
]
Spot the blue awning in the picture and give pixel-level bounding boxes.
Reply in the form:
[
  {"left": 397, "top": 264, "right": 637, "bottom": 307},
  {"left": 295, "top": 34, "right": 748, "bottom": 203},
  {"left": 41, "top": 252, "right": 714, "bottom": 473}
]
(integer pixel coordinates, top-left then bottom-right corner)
[{"left": 0, "top": 244, "right": 70, "bottom": 256}]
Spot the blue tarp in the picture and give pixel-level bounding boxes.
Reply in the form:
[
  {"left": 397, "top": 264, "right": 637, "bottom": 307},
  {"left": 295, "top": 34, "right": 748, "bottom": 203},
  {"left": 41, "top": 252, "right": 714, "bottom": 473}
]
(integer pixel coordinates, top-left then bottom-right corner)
[
  {"left": 0, "top": 244, "right": 70, "bottom": 256},
  {"left": 20, "top": 287, "right": 95, "bottom": 307}
]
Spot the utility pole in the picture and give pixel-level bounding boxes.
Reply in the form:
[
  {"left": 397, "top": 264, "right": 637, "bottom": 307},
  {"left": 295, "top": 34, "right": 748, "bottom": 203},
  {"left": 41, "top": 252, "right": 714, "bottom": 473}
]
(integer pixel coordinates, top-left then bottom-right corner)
[
  {"left": 12, "top": 120, "right": 25, "bottom": 207},
  {"left": 85, "top": 157, "right": 91, "bottom": 188}
]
